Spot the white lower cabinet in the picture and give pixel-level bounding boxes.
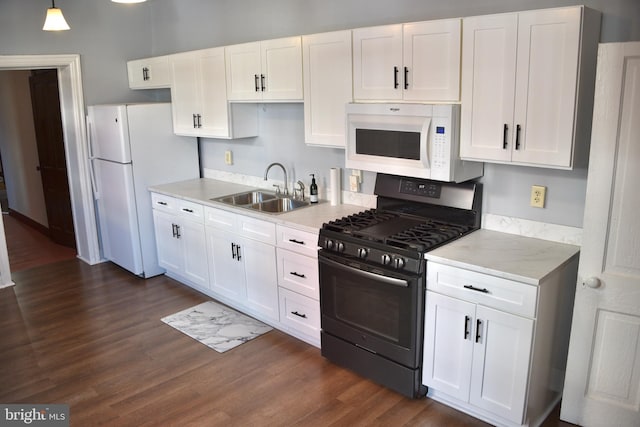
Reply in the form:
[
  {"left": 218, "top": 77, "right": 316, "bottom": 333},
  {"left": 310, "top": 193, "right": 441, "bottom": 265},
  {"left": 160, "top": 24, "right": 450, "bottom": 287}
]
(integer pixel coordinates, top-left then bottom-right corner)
[
  {"left": 152, "top": 193, "right": 322, "bottom": 347},
  {"left": 276, "top": 225, "right": 320, "bottom": 345},
  {"left": 423, "top": 261, "right": 575, "bottom": 427},
  {"left": 205, "top": 207, "right": 279, "bottom": 322},
  {"left": 151, "top": 194, "right": 209, "bottom": 289},
  {"left": 424, "top": 291, "right": 533, "bottom": 423}
]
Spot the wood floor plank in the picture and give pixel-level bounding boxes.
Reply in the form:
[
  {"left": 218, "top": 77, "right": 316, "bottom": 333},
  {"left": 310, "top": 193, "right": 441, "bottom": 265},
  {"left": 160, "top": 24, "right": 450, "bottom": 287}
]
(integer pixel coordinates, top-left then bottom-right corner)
[{"left": 1, "top": 217, "right": 574, "bottom": 426}]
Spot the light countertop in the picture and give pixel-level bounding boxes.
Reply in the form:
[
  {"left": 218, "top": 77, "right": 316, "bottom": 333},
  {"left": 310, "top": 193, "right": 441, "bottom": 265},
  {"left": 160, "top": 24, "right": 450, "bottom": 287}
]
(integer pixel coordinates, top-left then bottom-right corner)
[
  {"left": 425, "top": 229, "right": 580, "bottom": 285},
  {"left": 149, "top": 178, "right": 365, "bottom": 234}
]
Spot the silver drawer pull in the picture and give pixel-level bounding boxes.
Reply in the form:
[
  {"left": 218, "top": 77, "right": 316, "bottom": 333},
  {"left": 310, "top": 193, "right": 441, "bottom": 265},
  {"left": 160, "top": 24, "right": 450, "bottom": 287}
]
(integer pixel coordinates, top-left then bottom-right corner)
[{"left": 464, "top": 284, "right": 490, "bottom": 294}]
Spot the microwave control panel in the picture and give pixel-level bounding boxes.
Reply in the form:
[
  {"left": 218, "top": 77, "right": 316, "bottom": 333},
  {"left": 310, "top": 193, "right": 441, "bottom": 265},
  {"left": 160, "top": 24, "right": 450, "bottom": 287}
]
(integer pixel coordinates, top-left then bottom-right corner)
[{"left": 431, "top": 117, "right": 452, "bottom": 174}]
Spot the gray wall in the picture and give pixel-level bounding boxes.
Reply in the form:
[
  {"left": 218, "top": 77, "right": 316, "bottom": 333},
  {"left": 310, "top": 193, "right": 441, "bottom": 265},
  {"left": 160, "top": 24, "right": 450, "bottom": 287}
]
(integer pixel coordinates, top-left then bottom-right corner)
[
  {"left": 0, "top": 0, "right": 156, "bottom": 106},
  {"left": 1, "top": 0, "right": 639, "bottom": 228}
]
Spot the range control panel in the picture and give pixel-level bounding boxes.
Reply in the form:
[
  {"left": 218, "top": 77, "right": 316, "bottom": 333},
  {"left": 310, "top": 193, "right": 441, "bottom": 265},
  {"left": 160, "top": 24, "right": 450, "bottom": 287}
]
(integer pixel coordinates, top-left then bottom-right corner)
[{"left": 399, "top": 179, "right": 442, "bottom": 199}]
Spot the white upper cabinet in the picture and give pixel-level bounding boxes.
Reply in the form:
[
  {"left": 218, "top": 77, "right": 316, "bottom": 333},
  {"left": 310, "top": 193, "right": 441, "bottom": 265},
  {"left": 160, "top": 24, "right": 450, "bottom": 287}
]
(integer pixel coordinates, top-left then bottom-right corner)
[
  {"left": 302, "top": 30, "right": 353, "bottom": 148},
  {"left": 353, "top": 19, "right": 461, "bottom": 102},
  {"left": 127, "top": 55, "right": 171, "bottom": 89},
  {"left": 226, "top": 36, "right": 303, "bottom": 102},
  {"left": 460, "top": 6, "right": 601, "bottom": 169},
  {"left": 169, "top": 48, "right": 257, "bottom": 139}
]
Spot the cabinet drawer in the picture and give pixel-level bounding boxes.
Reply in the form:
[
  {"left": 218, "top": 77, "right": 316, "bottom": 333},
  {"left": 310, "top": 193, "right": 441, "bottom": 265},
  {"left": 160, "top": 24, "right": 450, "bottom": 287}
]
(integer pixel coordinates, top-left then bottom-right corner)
[
  {"left": 205, "top": 206, "right": 237, "bottom": 231},
  {"left": 276, "top": 225, "right": 318, "bottom": 258},
  {"left": 427, "top": 262, "right": 538, "bottom": 318},
  {"left": 277, "top": 248, "right": 319, "bottom": 299},
  {"left": 278, "top": 287, "right": 320, "bottom": 340},
  {"left": 238, "top": 215, "right": 276, "bottom": 245},
  {"left": 151, "top": 193, "right": 177, "bottom": 213},
  {"left": 175, "top": 199, "right": 204, "bottom": 223}
]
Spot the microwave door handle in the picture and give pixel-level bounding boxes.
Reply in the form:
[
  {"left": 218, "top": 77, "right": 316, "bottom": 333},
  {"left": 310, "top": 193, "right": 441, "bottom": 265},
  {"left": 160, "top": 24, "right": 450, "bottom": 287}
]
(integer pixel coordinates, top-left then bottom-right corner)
[{"left": 422, "top": 117, "right": 432, "bottom": 169}]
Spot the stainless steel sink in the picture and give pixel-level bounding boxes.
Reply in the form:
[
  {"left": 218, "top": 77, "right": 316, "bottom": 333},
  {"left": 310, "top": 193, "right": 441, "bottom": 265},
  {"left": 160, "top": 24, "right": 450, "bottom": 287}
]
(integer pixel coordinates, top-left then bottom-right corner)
[
  {"left": 212, "top": 190, "right": 312, "bottom": 214},
  {"left": 211, "top": 190, "right": 277, "bottom": 206},
  {"left": 250, "top": 197, "right": 311, "bottom": 213}
]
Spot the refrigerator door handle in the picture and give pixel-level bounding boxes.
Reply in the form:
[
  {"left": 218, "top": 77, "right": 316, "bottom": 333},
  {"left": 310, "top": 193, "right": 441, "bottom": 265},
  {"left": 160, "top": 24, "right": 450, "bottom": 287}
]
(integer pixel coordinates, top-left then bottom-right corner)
[{"left": 86, "top": 119, "right": 100, "bottom": 199}]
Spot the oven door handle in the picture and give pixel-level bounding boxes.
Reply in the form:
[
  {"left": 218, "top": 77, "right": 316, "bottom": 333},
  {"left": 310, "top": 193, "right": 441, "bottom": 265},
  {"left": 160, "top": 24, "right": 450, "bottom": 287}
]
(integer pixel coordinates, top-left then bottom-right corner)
[{"left": 320, "top": 255, "right": 410, "bottom": 288}]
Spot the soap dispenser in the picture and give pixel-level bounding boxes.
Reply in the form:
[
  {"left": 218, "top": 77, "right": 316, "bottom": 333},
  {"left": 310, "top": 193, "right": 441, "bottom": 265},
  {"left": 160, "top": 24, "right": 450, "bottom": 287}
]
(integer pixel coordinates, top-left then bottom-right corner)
[{"left": 309, "top": 174, "right": 318, "bottom": 204}]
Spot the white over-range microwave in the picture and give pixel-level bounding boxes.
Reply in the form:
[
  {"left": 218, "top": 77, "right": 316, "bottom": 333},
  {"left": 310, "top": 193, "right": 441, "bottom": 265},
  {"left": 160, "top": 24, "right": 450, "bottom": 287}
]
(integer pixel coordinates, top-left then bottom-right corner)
[{"left": 345, "top": 103, "right": 483, "bottom": 182}]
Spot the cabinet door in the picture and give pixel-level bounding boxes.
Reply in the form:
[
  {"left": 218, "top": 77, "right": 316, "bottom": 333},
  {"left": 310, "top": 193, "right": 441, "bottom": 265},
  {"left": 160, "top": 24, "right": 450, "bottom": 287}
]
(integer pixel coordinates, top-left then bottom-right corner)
[
  {"left": 511, "top": 7, "right": 581, "bottom": 167},
  {"left": 423, "top": 291, "right": 475, "bottom": 401},
  {"left": 127, "top": 56, "right": 170, "bottom": 89},
  {"left": 460, "top": 13, "right": 517, "bottom": 162},
  {"left": 302, "top": 30, "right": 353, "bottom": 147},
  {"left": 403, "top": 19, "right": 461, "bottom": 102},
  {"left": 198, "top": 47, "right": 231, "bottom": 138},
  {"left": 225, "top": 42, "right": 262, "bottom": 101},
  {"left": 470, "top": 305, "right": 533, "bottom": 424},
  {"left": 261, "top": 36, "right": 303, "bottom": 101},
  {"left": 353, "top": 25, "right": 403, "bottom": 100},
  {"left": 153, "top": 210, "right": 182, "bottom": 273},
  {"left": 242, "top": 237, "right": 279, "bottom": 321},
  {"left": 179, "top": 219, "right": 209, "bottom": 289},
  {"left": 206, "top": 227, "right": 246, "bottom": 301},
  {"left": 169, "top": 52, "right": 201, "bottom": 136}
]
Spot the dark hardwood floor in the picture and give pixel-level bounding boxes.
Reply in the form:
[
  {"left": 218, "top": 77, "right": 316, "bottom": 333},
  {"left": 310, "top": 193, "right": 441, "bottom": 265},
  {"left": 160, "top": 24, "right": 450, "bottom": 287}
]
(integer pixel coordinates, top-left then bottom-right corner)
[
  {"left": 1, "top": 219, "right": 575, "bottom": 426},
  {"left": 4, "top": 213, "right": 76, "bottom": 272}
]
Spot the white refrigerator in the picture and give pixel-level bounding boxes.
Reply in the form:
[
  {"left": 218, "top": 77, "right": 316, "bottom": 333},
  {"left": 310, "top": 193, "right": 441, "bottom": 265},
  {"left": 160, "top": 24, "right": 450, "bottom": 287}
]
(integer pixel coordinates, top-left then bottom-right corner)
[{"left": 87, "top": 103, "right": 199, "bottom": 278}]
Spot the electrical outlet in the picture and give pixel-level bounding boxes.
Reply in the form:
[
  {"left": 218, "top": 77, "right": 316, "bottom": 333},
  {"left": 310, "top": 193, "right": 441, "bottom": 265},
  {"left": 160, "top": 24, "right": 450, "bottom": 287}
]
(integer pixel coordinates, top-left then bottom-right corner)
[
  {"left": 530, "top": 185, "right": 546, "bottom": 208},
  {"left": 224, "top": 150, "right": 233, "bottom": 165}
]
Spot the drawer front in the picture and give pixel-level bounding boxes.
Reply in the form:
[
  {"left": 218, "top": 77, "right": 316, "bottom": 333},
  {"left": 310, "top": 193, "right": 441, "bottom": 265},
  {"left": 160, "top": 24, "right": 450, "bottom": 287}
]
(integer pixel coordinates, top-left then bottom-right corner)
[
  {"left": 238, "top": 215, "right": 276, "bottom": 245},
  {"left": 278, "top": 287, "right": 320, "bottom": 340},
  {"left": 427, "top": 262, "right": 538, "bottom": 318},
  {"left": 277, "top": 248, "right": 319, "bottom": 299},
  {"left": 175, "top": 199, "right": 204, "bottom": 223},
  {"left": 276, "top": 225, "right": 319, "bottom": 258},
  {"left": 205, "top": 206, "right": 237, "bottom": 231},
  {"left": 151, "top": 193, "right": 177, "bottom": 213}
]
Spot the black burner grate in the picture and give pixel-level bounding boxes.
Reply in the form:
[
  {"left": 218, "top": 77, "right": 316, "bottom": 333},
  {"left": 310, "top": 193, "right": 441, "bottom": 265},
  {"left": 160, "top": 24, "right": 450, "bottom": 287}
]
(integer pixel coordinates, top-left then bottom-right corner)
[
  {"left": 386, "top": 220, "right": 471, "bottom": 251},
  {"left": 323, "top": 210, "right": 471, "bottom": 252},
  {"left": 323, "top": 209, "right": 398, "bottom": 234}
]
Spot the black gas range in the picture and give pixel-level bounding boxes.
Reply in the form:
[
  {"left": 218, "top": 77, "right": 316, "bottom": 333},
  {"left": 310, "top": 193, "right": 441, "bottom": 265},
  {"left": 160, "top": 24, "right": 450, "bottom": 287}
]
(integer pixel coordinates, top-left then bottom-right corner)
[{"left": 318, "top": 174, "right": 482, "bottom": 398}]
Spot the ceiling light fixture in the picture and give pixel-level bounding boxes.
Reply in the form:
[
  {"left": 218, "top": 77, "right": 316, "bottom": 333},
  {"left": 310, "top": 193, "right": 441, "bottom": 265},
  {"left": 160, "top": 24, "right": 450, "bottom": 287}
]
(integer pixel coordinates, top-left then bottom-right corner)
[
  {"left": 111, "top": 0, "right": 148, "bottom": 3},
  {"left": 43, "top": 0, "right": 70, "bottom": 31}
]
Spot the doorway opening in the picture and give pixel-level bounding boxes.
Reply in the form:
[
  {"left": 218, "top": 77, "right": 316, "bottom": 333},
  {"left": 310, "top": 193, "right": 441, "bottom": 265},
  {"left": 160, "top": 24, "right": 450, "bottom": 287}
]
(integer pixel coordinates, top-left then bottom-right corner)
[
  {"left": 0, "top": 54, "right": 102, "bottom": 287},
  {"left": 0, "top": 68, "right": 77, "bottom": 271}
]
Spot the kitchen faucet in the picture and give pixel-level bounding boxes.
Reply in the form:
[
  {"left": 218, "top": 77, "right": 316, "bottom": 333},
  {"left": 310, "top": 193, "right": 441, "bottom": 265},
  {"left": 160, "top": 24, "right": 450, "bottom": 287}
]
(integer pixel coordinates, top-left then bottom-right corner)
[{"left": 264, "top": 162, "right": 288, "bottom": 196}]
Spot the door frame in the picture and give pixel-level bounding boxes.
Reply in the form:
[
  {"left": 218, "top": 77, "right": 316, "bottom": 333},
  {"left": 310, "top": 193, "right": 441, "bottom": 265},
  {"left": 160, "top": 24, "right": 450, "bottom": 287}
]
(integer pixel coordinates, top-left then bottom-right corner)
[{"left": 0, "top": 54, "right": 102, "bottom": 287}]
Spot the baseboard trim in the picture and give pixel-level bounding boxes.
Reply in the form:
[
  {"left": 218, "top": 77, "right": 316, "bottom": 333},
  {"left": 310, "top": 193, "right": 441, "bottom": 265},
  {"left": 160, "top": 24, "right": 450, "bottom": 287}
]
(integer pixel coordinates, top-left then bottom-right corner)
[{"left": 8, "top": 209, "right": 49, "bottom": 237}]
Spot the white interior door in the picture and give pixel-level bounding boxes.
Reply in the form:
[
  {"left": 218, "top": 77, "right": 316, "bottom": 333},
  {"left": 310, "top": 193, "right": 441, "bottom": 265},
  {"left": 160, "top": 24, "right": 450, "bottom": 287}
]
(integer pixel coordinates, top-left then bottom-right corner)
[{"left": 561, "top": 42, "right": 640, "bottom": 427}]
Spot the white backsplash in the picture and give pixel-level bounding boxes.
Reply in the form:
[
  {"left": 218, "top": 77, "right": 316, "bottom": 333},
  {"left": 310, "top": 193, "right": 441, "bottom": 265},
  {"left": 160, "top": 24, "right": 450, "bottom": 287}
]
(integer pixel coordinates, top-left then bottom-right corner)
[
  {"left": 203, "top": 169, "right": 580, "bottom": 244},
  {"left": 202, "top": 168, "right": 376, "bottom": 208},
  {"left": 482, "top": 213, "right": 583, "bottom": 246}
]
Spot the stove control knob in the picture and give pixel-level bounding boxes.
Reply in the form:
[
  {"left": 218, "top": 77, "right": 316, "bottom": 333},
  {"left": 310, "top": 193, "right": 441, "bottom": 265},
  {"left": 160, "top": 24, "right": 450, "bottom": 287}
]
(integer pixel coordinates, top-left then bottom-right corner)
[
  {"left": 382, "top": 254, "right": 392, "bottom": 265},
  {"left": 324, "top": 239, "right": 334, "bottom": 250},
  {"left": 393, "top": 257, "right": 406, "bottom": 270},
  {"left": 357, "top": 248, "right": 369, "bottom": 259},
  {"left": 336, "top": 242, "right": 345, "bottom": 253}
]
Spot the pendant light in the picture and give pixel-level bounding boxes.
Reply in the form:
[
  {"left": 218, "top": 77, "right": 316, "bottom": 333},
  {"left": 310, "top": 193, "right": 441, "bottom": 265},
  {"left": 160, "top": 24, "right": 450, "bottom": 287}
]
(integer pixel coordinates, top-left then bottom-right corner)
[{"left": 43, "top": 0, "right": 70, "bottom": 31}]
